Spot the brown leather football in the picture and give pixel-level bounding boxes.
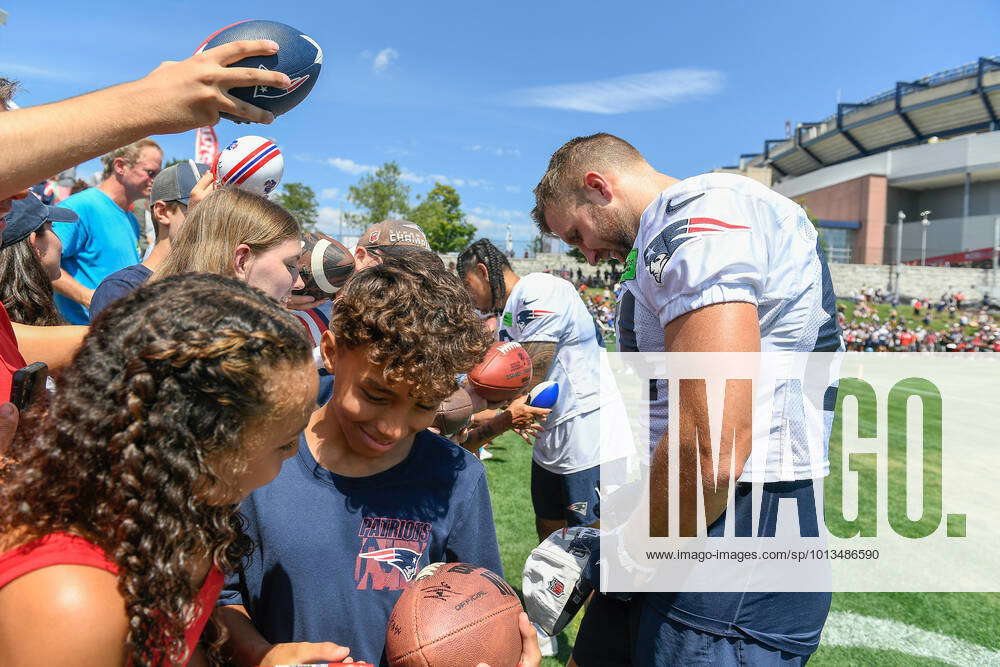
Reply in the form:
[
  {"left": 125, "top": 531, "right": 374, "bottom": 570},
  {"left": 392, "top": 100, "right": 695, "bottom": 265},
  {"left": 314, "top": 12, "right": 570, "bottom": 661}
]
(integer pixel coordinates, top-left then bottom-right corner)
[
  {"left": 386, "top": 562, "right": 523, "bottom": 667},
  {"left": 294, "top": 231, "right": 356, "bottom": 300},
  {"left": 467, "top": 342, "right": 532, "bottom": 403},
  {"left": 433, "top": 388, "right": 474, "bottom": 436}
]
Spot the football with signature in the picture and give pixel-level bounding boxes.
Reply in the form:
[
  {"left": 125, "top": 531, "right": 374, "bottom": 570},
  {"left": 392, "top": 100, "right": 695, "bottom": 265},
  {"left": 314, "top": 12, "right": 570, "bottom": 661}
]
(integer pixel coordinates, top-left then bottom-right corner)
[
  {"left": 386, "top": 562, "right": 523, "bottom": 667},
  {"left": 467, "top": 341, "right": 532, "bottom": 403}
]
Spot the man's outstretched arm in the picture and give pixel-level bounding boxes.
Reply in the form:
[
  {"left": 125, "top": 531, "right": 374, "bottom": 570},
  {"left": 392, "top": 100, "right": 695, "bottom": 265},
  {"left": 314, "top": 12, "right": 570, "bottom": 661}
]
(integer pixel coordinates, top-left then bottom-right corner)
[{"left": 0, "top": 40, "right": 291, "bottom": 199}]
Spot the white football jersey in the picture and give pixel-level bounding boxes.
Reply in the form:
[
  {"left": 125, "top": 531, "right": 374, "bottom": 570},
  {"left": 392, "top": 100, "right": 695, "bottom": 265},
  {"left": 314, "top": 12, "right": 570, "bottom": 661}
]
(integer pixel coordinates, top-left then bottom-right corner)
[
  {"left": 499, "top": 272, "right": 620, "bottom": 473},
  {"left": 619, "top": 173, "right": 842, "bottom": 481}
]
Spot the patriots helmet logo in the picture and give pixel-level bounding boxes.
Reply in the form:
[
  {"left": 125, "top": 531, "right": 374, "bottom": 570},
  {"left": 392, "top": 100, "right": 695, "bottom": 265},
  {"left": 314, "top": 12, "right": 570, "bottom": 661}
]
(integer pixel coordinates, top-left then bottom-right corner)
[
  {"left": 517, "top": 308, "right": 555, "bottom": 327},
  {"left": 359, "top": 547, "right": 423, "bottom": 581},
  {"left": 225, "top": 139, "right": 239, "bottom": 151},
  {"left": 643, "top": 216, "right": 749, "bottom": 283},
  {"left": 253, "top": 65, "right": 311, "bottom": 99}
]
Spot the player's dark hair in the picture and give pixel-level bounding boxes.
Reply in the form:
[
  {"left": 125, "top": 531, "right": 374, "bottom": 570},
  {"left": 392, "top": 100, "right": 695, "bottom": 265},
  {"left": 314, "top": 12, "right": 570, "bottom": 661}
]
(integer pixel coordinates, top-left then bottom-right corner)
[
  {"left": 456, "top": 238, "right": 511, "bottom": 315},
  {"left": 532, "top": 132, "right": 644, "bottom": 235},
  {"left": 0, "top": 273, "right": 312, "bottom": 666}
]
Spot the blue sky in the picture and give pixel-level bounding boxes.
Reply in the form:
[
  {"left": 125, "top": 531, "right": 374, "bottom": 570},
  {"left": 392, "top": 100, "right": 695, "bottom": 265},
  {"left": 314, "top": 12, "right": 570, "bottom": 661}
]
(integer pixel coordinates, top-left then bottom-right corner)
[{"left": 2, "top": 1, "right": 999, "bottom": 253}]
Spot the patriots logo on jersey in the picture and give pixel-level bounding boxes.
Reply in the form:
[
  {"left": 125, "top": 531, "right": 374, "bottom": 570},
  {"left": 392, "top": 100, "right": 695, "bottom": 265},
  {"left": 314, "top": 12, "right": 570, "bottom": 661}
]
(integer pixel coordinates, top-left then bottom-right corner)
[
  {"left": 643, "top": 217, "right": 750, "bottom": 283},
  {"left": 517, "top": 308, "right": 555, "bottom": 327},
  {"left": 567, "top": 501, "right": 589, "bottom": 516},
  {"left": 359, "top": 547, "right": 423, "bottom": 581}
]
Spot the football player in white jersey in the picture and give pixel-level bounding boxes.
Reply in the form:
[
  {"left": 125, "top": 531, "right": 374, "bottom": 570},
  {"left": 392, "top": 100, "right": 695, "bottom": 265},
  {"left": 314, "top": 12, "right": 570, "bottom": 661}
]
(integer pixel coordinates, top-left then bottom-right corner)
[
  {"left": 531, "top": 133, "right": 840, "bottom": 667},
  {"left": 458, "top": 239, "right": 629, "bottom": 546}
]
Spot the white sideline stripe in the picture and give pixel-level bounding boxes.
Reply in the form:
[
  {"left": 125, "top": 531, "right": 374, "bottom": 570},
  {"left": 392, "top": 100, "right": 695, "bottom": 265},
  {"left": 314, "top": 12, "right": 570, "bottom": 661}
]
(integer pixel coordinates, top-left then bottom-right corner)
[{"left": 822, "top": 611, "right": 1000, "bottom": 666}]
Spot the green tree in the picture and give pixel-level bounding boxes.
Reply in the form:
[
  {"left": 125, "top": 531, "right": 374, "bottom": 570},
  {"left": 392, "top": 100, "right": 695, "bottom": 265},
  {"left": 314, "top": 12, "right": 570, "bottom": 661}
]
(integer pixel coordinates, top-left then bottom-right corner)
[
  {"left": 163, "top": 157, "right": 188, "bottom": 168},
  {"left": 275, "top": 182, "right": 319, "bottom": 232},
  {"left": 346, "top": 161, "right": 411, "bottom": 229},
  {"left": 409, "top": 183, "right": 476, "bottom": 252}
]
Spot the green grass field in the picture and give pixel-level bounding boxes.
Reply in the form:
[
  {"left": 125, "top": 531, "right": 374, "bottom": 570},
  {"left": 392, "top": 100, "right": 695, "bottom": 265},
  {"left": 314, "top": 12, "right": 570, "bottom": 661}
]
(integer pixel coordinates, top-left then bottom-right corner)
[{"left": 483, "top": 388, "right": 1000, "bottom": 665}]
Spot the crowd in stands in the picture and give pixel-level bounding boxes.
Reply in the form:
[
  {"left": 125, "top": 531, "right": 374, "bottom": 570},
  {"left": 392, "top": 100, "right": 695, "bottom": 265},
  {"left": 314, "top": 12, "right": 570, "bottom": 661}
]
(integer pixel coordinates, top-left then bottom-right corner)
[{"left": 841, "top": 287, "right": 1000, "bottom": 352}]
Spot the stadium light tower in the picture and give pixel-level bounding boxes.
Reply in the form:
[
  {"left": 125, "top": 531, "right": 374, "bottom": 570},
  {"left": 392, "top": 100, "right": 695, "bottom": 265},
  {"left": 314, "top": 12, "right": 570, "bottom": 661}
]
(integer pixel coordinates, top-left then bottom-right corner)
[
  {"left": 920, "top": 210, "right": 931, "bottom": 266},
  {"left": 895, "top": 210, "right": 905, "bottom": 302}
]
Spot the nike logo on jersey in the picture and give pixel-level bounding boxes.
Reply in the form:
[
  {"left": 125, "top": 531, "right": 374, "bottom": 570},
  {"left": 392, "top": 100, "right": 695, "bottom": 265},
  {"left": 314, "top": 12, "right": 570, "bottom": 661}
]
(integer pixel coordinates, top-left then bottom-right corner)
[
  {"left": 664, "top": 192, "right": 705, "bottom": 215},
  {"left": 643, "top": 217, "right": 750, "bottom": 283},
  {"left": 522, "top": 298, "right": 539, "bottom": 305}
]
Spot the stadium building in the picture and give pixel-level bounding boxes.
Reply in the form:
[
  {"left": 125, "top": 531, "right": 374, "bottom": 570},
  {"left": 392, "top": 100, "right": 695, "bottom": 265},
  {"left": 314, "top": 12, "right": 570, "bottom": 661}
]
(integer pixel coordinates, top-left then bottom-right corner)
[{"left": 721, "top": 56, "right": 1000, "bottom": 268}]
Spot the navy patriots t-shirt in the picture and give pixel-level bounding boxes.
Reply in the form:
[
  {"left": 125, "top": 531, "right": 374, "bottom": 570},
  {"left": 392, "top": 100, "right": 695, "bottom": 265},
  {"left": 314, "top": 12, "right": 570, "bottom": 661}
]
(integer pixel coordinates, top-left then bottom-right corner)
[{"left": 220, "top": 430, "right": 503, "bottom": 666}]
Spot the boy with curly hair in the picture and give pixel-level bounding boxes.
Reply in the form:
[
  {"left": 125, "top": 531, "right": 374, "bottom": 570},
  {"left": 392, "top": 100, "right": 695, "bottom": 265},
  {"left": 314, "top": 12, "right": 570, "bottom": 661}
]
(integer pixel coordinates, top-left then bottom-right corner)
[{"left": 217, "top": 261, "right": 503, "bottom": 667}]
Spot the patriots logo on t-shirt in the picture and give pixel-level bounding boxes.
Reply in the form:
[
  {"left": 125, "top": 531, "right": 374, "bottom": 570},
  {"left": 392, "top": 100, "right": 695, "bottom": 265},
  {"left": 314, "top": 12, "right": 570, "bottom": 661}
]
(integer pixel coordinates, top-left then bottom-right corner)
[
  {"left": 517, "top": 308, "right": 555, "bottom": 327},
  {"left": 359, "top": 547, "right": 423, "bottom": 581},
  {"left": 355, "top": 516, "right": 432, "bottom": 590},
  {"left": 643, "top": 217, "right": 749, "bottom": 284}
]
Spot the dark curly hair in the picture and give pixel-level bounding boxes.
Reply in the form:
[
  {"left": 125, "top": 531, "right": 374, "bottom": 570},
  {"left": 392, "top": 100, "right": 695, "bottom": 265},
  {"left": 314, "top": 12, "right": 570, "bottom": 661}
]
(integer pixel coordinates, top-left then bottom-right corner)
[
  {"left": 332, "top": 257, "right": 492, "bottom": 404},
  {"left": 0, "top": 273, "right": 312, "bottom": 665},
  {"left": 456, "top": 238, "right": 511, "bottom": 315}
]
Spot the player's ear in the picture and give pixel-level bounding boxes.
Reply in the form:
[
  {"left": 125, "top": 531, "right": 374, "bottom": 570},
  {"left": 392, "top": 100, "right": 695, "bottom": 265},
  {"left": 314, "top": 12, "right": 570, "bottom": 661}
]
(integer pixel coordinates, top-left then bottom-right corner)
[
  {"left": 583, "top": 171, "right": 613, "bottom": 205},
  {"left": 475, "top": 262, "right": 490, "bottom": 283},
  {"left": 320, "top": 329, "right": 337, "bottom": 374}
]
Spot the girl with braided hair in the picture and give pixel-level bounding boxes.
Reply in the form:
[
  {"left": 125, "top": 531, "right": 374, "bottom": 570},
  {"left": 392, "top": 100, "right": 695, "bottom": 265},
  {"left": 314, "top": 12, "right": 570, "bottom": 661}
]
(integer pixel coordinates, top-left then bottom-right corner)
[{"left": 0, "top": 273, "right": 320, "bottom": 666}]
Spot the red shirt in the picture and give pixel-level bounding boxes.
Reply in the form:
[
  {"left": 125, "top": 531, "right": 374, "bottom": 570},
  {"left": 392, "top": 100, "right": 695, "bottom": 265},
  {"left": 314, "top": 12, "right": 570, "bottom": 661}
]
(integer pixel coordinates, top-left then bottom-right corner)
[
  {"left": 0, "top": 304, "right": 27, "bottom": 402},
  {"left": 0, "top": 532, "right": 223, "bottom": 664}
]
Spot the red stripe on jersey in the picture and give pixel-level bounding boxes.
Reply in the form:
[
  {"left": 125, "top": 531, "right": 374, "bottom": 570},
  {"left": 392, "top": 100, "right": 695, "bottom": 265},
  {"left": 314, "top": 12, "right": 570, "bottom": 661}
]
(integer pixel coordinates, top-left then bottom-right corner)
[{"left": 688, "top": 217, "right": 750, "bottom": 230}]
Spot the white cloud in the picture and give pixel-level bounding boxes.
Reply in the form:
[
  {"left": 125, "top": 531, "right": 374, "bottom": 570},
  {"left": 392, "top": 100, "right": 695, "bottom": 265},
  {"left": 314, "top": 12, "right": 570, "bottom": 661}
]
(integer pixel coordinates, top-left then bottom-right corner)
[
  {"left": 0, "top": 61, "right": 77, "bottom": 82},
  {"left": 372, "top": 47, "right": 399, "bottom": 74},
  {"left": 320, "top": 188, "right": 340, "bottom": 200},
  {"left": 509, "top": 68, "right": 724, "bottom": 114},
  {"left": 464, "top": 145, "right": 521, "bottom": 158},
  {"left": 470, "top": 206, "right": 528, "bottom": 222},
  {"left": 505, "top": 185, "right": 521, "bottom": 194},
  {"left": 316, "top": 207, "right": 348, "bottom": 236},
  {"left": 326, "top": 157, "right": 375, "bottom": 175},
  {"left": 318, "top": 155, "right": 490, "bottom": 190}
]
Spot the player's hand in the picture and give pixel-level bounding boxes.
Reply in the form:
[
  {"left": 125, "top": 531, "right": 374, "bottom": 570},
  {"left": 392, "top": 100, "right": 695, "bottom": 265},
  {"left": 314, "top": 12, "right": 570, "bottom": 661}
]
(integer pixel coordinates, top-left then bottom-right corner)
[
  {"left": 256, "top": 641, "right": 350, "bottom": 666},
  {"left": 507, "top": 395, "right": 550, "bottom": 428},
  {"left": 475, "top": 613, "right": 541, "bottom": 667},
  {"left": 286, "top": 293, "right": 330, "bottom": 312},
  {"left": 139, "top": 40, "right": 293, "bottom": 132},
  {"left": 188, "top": 169, "right": 215, "bottom": 208},
  {"left": 513, "top": 423, "right": 543, "bottom": 445}
]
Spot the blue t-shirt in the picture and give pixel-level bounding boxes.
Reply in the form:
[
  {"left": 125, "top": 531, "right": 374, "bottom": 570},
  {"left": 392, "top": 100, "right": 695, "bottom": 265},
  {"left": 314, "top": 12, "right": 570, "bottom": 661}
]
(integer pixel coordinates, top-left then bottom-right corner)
[
  {"left": 89, "top": 263, "right": 153, "bottom": 319},
  {"left": 53, "top": 188, "right": 141, "bottom": 324},
  {"left": 221, "top": 431, "right": 503, "bottom": 666}
]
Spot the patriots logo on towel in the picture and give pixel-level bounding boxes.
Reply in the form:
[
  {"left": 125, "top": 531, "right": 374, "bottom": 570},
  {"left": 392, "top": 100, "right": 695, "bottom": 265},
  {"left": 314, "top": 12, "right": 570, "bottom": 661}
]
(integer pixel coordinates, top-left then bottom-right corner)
[
  {"left": 643, "top": 217, "right": 750, "bottom": 284},
  {"left": 517, "top": 308, "right": 555, "bottom": 327},
  {"left": 359, "top": 547, "right": 423, "bottom": 581}
]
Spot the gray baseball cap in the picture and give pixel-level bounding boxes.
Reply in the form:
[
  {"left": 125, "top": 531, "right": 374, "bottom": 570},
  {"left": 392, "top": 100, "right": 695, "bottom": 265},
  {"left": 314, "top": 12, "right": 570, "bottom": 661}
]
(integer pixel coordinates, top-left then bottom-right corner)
[{"left": 151, "top": 160, "right": 209, "bottom": 205}]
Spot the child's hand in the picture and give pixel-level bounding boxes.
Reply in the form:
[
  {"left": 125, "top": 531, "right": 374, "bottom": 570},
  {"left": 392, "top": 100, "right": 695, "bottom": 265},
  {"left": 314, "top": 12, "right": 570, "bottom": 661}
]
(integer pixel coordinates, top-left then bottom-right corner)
[
  {"left": 475, "top": 612, "right": 541, "bottom": 667},
  {"left": 257, "top": 641, "right": 351, "bottom": 666}
]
